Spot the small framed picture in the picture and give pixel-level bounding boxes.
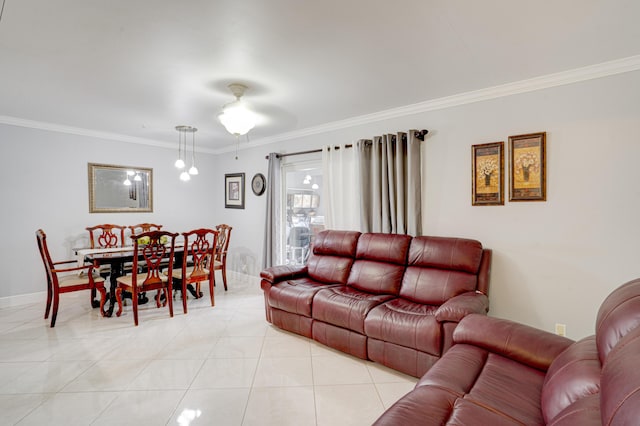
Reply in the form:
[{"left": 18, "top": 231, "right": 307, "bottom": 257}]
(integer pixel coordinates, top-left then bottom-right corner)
[
  {"left": 509, "top": 132, "right": 546, "bottom": 202},
  {"left": 472, "top": 142, "right": 504, "bottom": 206},
  {"left": 225, "top": 173, "right": 245, "bottom": 209}
]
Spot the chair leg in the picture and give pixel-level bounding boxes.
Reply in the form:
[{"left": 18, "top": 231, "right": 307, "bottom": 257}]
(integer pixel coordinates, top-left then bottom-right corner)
[
  {"left": 222, "top": 263, "right": 228, "bottom": 291},
  {"left": 181, "top": 280, "right": 188, "bottom": 314},
  {"left": 115, "top": 288, "right": 124, "bottom": 317},
  {"left": 209, "top": 279, "right": 215, "bottom": 307},
  {"left": 91, "top": 285, "right": 107, "bottom": 316},
  {"left": 132, "top": 290, "right": 139, "bottom": 326},
  {"left": 50, "top": 291, "right": 59, "bottom": 328},
  {"left": 44, "top": 278, "right": 52, "bottom": 319},
  {"left": 167, "top": 286, "right": 174, "bottom": 318},
  {"left": 96, "top": 285, "right": 107, "bottom": 317}
]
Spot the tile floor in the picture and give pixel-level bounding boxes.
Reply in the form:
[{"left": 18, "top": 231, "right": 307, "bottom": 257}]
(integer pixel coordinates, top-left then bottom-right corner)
[{"left": 0, "top": 273, "right": 417, "bottom": 425}]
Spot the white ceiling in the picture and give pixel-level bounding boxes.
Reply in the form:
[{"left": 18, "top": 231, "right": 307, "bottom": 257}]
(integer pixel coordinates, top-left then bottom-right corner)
[{"left": 1, "top": 0, "right": 639, "bottom": 153}]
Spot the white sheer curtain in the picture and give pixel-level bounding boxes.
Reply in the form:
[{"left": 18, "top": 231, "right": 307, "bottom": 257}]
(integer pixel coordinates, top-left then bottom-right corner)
[
  {"left": 357, "top": 130, "right": 422, "bottom": 235},
  {"left": 322, "top": 144, "right": 361, "bottom": 231}
]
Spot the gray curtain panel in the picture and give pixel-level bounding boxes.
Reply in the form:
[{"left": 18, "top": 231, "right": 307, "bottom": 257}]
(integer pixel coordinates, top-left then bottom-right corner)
[
  {"left": 262, "top": 153, "right": 281, "bottom": 268},
  {"left": 357, "top": 130, "right": 422, "bottom": 235}
]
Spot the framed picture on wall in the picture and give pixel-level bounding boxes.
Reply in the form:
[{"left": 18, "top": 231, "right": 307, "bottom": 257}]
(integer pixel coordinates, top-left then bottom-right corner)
[
  {"left": 225, "top": 173, "right": 245, "bottom": 209},
  {"left": 472, "top": 142, "right": 504, "bottom": 205},
  {"left": 509, "top": 132, "right": 546, "bottom": 201}
]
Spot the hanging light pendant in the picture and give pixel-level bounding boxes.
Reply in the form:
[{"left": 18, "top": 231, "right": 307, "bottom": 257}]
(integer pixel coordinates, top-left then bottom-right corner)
[
  {"left": 174, "top": 126, "right": 186, "bottom": 169},
  {"left": 188, "top": 127, "right": 199, "bottom": 175},
  {"left": 218, "top": 83, "right": 257, "bottom": 136},
  {"left": 175, "top": 125, "right": 197, "bottom": 181}
]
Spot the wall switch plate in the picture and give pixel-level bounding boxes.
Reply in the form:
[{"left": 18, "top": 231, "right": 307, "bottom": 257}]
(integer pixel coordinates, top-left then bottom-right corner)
[{"left": 555, "top": 323, "right": 566, "bottom": 337}]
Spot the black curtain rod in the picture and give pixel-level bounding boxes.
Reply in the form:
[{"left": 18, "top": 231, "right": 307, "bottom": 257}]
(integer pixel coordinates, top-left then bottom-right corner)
[{"left": 265, "top": 129, "right": 428, "bottom": 159}]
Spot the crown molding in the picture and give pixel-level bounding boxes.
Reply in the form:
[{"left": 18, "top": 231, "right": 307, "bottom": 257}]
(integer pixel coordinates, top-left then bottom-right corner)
[
  {"left": 3, "top": 54, "right": 639, "bottom": 155},
  {"left": 0, "top": 116, "right": 220, "bottom": 155},
  {"left": 221, "top": 54, "right": 640, "bottom": 154}
]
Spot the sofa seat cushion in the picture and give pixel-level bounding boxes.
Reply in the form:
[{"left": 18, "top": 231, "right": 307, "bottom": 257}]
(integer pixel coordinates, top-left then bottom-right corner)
[
  {"left": 268, "top": 278, "right": 340, "bottom": 317},
  {"left": 312, "top": 286, "right": 395, "bottom": 334},
  {"left": 416, "top": 344, "right": 546, "bottom": 425},
  {"left": 364, "top": 298, "right": 441, "bottom": 355},
  {"left": 373, "top": 385, "right": 526, "bottom": 426}
]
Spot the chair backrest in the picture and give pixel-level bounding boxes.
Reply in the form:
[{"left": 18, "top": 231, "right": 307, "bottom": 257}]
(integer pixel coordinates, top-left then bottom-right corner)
[
  {"left": 36, "top": 229, "right": 55, "bottom": 286},
  {"left": 183, "top": 228, "right": 218, "bottom": 279},
  {"left": 86, "top": 224, "right": 126, "bottom": 248},
  {"left": 128, "top": 223, "right": 163, "bottom": 235},
  {"left": 130, "top": 230, "right": 178, "bottom": 289},
  {"left": 215, "top": 224, "right": 233, "bottom": 261}
]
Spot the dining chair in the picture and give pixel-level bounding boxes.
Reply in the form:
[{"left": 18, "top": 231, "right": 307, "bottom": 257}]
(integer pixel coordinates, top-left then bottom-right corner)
[
  {"left": 127, "top": 223, "right": 163, "bottom": 235},
  {"left": 36, "top": 229, "right": 106, "bottom": 327},
  {"left": 115, "top": 230, "right": 178, "bottom": 326},
  {"left": 172, "top": 228, "right": 218, "bottom": 313},
  {"left": 86, "top": 224, "right": 126, "bottom": 249},
  {"left": 213, "top": 224, "right": 233, "bottom": 291},
  {"left": 85, "top": 224, "right": 127, "bottom": 277}
]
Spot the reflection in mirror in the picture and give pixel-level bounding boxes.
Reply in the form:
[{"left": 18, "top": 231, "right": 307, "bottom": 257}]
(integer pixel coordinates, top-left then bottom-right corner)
[{"left": 88, "top": 163, "right": 153, "bottom": 213}]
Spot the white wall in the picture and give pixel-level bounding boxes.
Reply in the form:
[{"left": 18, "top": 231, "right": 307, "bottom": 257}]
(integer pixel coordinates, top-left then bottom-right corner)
[
  {"left": 0, "top": 125, "right": 217, "bottom": 301},
  {"left": 217, "top": 70, "right": 640, "bottom": 340},
  {"left": 3, "top": 70, "right": 639, "bottom": 340}
]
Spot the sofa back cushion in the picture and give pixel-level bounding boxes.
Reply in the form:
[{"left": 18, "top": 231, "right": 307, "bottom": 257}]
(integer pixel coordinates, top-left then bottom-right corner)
[
  {"left": 347, "top": 233, "right": 411, "bottom": 295},
  {"left": 306, "top": 230, "right": 361, "bottom": 284},
  {"left": 400, "top": 237, "right": 484, "bottom": 304},
  {"left": 600, "top": 325, "right": 640, "bottom": 425},
  {"left": 540, "top": 336, "right": 601, "bottom": 424},
  {"left": 595, "top": 277, "right": 640, "bottom": 363}
]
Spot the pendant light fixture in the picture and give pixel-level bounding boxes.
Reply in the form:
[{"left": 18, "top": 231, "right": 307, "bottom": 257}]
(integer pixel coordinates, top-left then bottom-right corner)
[
  {"left": 188, "top": 127, "right": 199, "bottom": 175},
  {"left": 174, "top": 126, "right": 186, "bottom": 169},
  {"left": 175, "top": 125, "right": 197, "bottom": 181},
  {"left": 218, "top": 83, "right": 257, "bottom": 136}
]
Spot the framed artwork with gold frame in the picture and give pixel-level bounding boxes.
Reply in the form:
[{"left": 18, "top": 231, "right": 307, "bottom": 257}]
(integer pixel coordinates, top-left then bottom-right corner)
[
  {"left": 509, "top": 132, "right": 546, "bottom": 201},
  {"left": 472, "top": 142, "right": 504, "bottom": 206}
]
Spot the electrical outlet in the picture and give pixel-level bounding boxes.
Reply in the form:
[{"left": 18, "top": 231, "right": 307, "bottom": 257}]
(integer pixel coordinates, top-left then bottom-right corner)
[{"left": 555, "top": 323, "right": 566, "bottom": 337}]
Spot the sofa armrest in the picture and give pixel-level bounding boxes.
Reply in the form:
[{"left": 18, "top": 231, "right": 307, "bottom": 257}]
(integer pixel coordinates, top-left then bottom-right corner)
[
  {"left": 434, "top": 291, "right": 489, "bottom": 323},
  {"left": 453, "top": 314, "right": 574, "bottom": 371},
  {"left": 260, "top": 265, "right": 309, "bottom": 285}
]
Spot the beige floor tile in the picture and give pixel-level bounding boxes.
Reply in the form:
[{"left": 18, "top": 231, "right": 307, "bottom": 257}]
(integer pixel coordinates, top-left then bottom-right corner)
[
  {"left": 16, "top": 391, "right": 118, "bottom": 426},
  {"left": 127, "top": 358, "right": 205, "bottom": 390},
  {"left": 0, "top": 394, "right": 50, "bottom": 426},
  {"left": 315, "top": 384, "right": 385, "bottom": 426},
  {"left": 312, "top": 355, "right": 372, "bottom": 386},
  {"left": 0, "top": 273, "right": 413, "bottom": 425},
  {"left": 243, "top": 386, "right": 316, "bottom": 426},
  {"left": 168, "top": 388, "right": 250, "bottom": 426},
  {"left": 190, "top": 358, "right": 259, "bottom": 389},
  {"left": 252, "top": 357, "right": 313, "bottom": 387},
  {"left": 90, "top": 389, "right": 185, "bottom": 426}
]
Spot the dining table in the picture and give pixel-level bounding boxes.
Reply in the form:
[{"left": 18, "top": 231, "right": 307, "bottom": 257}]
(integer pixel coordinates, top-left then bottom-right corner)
[{"left": 76, "top": 244, "right": 184, "bottom": 317}]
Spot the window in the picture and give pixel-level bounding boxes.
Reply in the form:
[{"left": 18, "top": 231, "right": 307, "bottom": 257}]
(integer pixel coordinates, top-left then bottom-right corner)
[{"left": 281, "top": 159, "right": 324, "bottom": 265}]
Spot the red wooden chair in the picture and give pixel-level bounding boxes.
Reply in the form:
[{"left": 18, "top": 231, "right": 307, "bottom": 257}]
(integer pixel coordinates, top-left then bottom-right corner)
[
  {"left": 115, "top": 230, "right": 177, "bottom": 326},
  {"left": 172, "top": 228, "right": 218, "bottom": 313},
  {"left": 213, "top": 224, "right": 232, "bottom": 291},
  {"left": 36, "top": 229, "right": 106, "bottom": 327},
  {"left": 86, "top": 224, "right": 126, "bottom": 248},
  {"left": 127, "top": 223, "right": 163, "bottom": 236}
]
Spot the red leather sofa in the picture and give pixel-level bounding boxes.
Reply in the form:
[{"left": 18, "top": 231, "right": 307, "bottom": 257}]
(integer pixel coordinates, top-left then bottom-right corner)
[
  {"left": 374, "top": 278, "right": 640, "bottom": 425},
  {"left": 260, "top": 230, "right": 492, "bottom": 377}
]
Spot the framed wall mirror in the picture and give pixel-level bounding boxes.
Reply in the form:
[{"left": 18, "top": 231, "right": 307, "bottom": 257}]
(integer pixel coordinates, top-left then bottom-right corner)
[{"left": 88, "top": 163, "right": 153, "bottom": 213}]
